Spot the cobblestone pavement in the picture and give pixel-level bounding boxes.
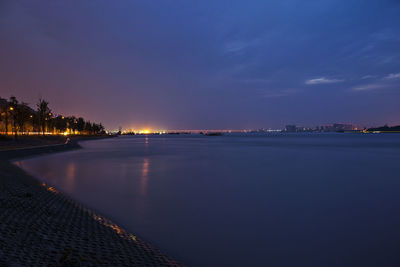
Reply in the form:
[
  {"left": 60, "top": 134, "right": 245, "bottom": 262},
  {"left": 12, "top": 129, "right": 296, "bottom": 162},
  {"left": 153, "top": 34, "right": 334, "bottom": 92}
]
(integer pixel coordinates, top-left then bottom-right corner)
[{"left": 0, "top": 160, "right": 181, "bottom": 266}]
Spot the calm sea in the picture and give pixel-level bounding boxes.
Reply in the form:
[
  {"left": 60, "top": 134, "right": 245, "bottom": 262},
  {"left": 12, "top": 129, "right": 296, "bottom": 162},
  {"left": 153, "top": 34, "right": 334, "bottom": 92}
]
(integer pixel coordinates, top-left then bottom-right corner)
[{"left": 15, "top": 134, "right": 400, "bottom": 266}]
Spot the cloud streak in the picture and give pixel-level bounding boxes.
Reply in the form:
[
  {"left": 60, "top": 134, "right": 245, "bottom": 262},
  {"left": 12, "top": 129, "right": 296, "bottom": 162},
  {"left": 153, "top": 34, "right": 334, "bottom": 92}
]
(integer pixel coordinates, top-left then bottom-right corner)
[
  {"left": 352, "top": 72, "right": 400, "bottom": 91},
  {"left": 361, "top": 75, "right": 376, "bottom": 80},
  {"left": 384, "top": 72, "right": 400, "bottom": 80},
  {"left": 351, "top": 83, "right": 387, "bottom": 91},
  {"left": 305, "top": 77, "right": 344, "bottom": 85}
]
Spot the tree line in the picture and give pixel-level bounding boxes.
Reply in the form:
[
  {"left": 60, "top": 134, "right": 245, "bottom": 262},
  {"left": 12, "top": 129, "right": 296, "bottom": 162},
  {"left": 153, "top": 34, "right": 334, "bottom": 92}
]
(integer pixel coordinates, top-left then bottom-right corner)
[
  {"left": 367, "top": 125, "right": 400, "bottom": 132},
  {"left": 0, "top": 96, "right": 105, "bottom": 136}
]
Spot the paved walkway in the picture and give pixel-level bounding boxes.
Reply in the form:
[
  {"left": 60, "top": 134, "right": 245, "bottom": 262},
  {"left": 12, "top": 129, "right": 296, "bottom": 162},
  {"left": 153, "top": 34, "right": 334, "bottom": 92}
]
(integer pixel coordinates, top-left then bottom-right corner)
[{"left": 0, "top": 144, "right": 180, "bottom": 266}]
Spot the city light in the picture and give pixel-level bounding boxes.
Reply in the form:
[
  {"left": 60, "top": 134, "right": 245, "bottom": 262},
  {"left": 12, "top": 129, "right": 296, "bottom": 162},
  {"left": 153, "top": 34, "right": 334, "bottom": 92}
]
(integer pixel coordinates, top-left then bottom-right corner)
[{"left": 138, "top": 129, "right": 151, "bottom": 134}]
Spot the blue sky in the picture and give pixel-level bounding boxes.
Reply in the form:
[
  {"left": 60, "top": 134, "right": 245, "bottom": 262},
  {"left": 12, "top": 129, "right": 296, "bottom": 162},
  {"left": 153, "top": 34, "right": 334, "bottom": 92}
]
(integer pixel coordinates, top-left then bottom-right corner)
[{"left": 1, "top": 0, "right": 399, "bottom": 130}]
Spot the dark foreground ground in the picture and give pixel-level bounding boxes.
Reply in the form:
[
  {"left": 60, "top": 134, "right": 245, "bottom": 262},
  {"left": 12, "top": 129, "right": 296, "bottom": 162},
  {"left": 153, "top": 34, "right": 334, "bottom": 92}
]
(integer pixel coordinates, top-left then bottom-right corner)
[
  {"left": 0, "top": 135, "right": 67, "bottom": 151},
  {"left": 0, "top": 137, "right": 180, "bottom": 266}
]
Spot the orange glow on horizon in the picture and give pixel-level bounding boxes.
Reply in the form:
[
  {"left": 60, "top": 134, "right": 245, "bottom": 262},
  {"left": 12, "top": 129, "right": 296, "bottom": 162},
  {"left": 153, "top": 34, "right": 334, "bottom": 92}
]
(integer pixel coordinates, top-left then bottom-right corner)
[{"left": 124, "top": 128, "right": 168, "bottom": 134}]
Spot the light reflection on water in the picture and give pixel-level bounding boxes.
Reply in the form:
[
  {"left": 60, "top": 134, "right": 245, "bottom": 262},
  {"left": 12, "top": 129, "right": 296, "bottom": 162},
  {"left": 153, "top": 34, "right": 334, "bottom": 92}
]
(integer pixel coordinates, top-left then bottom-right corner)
[
  {"left": 65, "top": 162, "right": 76, "bottom": 191},
  {"left": 140, "top": 158, "right": 150, "bottom": 196},
  {"left": 14, "top": 134, "right": 400, "bottom": 266}
]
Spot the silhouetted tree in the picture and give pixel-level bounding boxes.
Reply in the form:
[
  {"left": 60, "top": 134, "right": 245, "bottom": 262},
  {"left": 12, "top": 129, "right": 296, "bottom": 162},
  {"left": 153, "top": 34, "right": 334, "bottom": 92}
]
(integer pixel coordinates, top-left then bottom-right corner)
[
  {"left": 9, "top": 96, "right": 18, "bottom": 138},
  {"left": 66, "top": 116, "right": 77, "bottom": 134},
  {"left": 37, "top": 98, "right": 51, "bottom": 135},
  {"left": 98, "top": 123, "right": 105, "bottom": 134},
  {"left": 0, "top": 97, "right": 9, "bottom": 135},
  {"left": 54, "top": 115, "right": 67, "bottom": 133},
  {"left": 92, "top": 123, "right": 100, "bottom": 134},
  {"left": 84, "top": 121, "right": 93, "bottom": 135},
  {"left": 15, "top": 102, "right": 32, "bottom": 134},
  {"left": 77, "top": 117, "right": 85, "bottom": 133},
  {"left": 0, "top": 96, "right": 105, "bottom": 136}
]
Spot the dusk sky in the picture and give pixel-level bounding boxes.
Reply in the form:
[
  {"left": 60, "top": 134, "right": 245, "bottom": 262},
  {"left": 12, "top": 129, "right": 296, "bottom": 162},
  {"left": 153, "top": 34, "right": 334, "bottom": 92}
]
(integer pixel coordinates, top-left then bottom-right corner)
[{"left": 1, "top": 0, "right": 400, "bottom": 130}]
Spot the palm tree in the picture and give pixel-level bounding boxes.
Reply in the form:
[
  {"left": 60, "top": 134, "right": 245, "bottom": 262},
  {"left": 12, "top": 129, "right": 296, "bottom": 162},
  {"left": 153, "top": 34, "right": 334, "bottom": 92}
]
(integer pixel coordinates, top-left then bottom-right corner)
[
  {"left": 92, "top": 123, "right": 105, "bottom": 134},
  {"left": 15, "top": 102, "right": 31, "bottom": 134},
  {"left": 54, "top": 115, "right": 67, "bottom": 134},
  {"left": 98, "top": 123, "right": 105, "bottom": 134},
  {"left": 9, "top": 96, "right": 18, "bottom": 138},
  {"left": 37, "top": 98, "right": 51, "bottom": 135},
  {"left": 84, "top": 121, "right": 92, "bottom": 135},
  {"left": 1, "top": 96, "right": 106, "bottom": 136},
  {"left": 0, "top": 97, "right": 9, "bottom": 135},
  {"left": 65, "top": 116, "right": 77, "bottom": 134},
  {"left": 77, "top": 117, "right": 85, "bottom": 133}
]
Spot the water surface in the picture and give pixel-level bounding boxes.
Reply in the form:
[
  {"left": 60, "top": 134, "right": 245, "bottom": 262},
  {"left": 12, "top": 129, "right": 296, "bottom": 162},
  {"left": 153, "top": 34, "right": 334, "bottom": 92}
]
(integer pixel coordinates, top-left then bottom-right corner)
[{"left": 15, "top": 134, "right": 400, "bottom": 266}]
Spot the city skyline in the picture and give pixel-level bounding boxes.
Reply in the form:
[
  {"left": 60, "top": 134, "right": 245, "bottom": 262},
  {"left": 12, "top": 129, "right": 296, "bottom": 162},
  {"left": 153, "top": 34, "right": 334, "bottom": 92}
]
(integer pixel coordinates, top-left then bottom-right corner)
[{"left": 1, "top": 0, "right": 400, "bottom": 130}]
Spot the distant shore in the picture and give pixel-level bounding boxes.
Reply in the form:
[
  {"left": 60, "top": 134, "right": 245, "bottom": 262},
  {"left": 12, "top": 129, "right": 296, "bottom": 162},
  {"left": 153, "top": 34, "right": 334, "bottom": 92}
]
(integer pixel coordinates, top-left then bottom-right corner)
[{"left": 0, "top": 136, "right": 180, "bottom": 265}]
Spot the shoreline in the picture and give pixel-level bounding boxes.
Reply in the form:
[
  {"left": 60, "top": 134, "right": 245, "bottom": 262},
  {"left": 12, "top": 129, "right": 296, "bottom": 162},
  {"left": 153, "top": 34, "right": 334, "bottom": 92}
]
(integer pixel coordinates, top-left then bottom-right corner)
[{"left": 0, "top": 138, "right": 181, "bottom": 265}]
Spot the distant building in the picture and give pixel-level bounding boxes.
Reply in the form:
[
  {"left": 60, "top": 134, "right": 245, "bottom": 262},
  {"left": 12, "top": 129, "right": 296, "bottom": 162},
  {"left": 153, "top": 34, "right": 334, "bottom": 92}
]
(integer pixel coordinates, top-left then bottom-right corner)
[
  {"left": 284, "top": 123, "right": 358, "bottom": 133},
  {"left": 320, "top": 125, "right": 334, "bottom": 132},
  {"left": 317, "top": 123, "right": 357, "bottom": 132},
  {"left": 333, "top": 123, "right": 355, "bottom": 131},
  {"left": 285, "top": 125, "right": 297, "bottom": 132}
]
